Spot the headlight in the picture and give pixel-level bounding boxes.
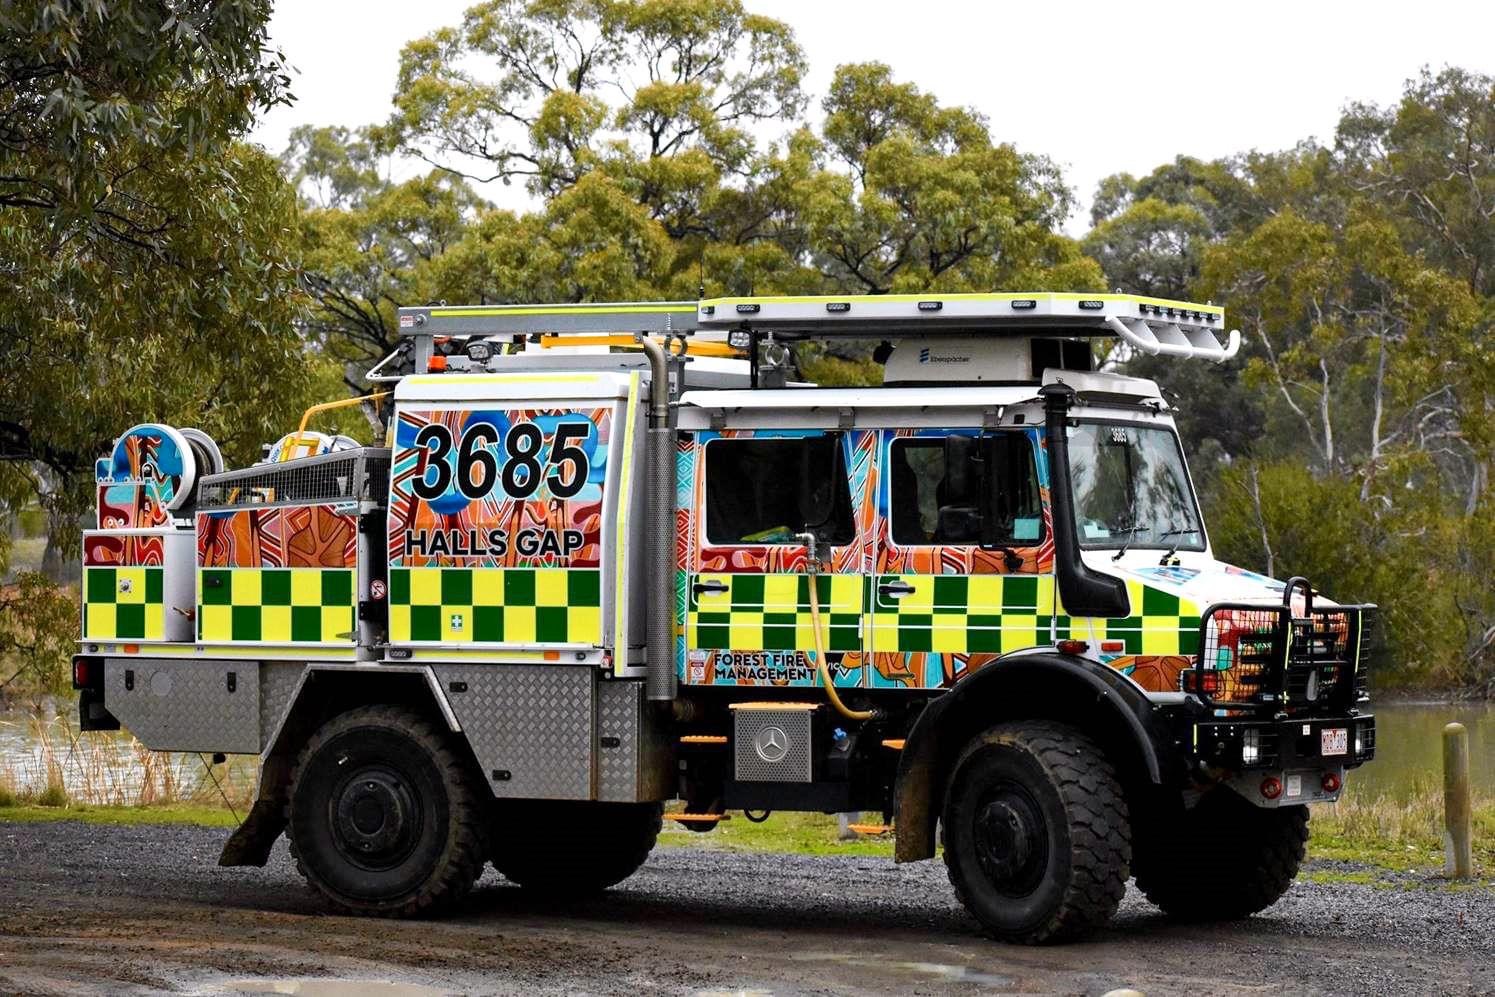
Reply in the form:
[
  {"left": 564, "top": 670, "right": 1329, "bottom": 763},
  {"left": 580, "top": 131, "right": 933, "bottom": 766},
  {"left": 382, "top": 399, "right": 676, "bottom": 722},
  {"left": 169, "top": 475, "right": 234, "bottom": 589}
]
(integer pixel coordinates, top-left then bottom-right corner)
[
  {"left": 465, "top": 339, "right": 493, "bottom": 362},
  {"left": 1242, "top": 728, "right": 1261, "bottom": 766},
  {"left": 727, "top": 329, "right": 753, "bottom": 351}
]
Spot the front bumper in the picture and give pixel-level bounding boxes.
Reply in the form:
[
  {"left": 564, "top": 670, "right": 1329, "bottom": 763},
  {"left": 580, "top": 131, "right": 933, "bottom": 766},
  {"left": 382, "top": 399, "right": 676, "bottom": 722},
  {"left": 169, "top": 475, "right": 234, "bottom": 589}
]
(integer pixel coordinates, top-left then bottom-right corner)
[
  {"left": 1195, "top": 714, "right": 1376, "bottom": 771},
  {"left": 1194, "top": 714, "right": 1375, "bottom": 808}
]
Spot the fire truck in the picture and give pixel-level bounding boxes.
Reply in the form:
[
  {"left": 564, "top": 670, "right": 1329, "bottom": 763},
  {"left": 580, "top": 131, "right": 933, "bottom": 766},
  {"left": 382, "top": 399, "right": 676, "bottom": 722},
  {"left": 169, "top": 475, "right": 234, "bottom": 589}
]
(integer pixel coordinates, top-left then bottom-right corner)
[{"left": 73, "top": 293, "right": 1377, "bottom": 943}]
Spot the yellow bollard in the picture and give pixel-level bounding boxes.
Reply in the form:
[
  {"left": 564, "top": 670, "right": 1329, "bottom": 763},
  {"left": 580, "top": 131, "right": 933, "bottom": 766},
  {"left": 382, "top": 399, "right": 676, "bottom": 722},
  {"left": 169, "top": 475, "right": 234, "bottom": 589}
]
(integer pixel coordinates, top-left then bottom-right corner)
[{"left": 1443, "top": 722, "right": 1472, "bottom": 879}]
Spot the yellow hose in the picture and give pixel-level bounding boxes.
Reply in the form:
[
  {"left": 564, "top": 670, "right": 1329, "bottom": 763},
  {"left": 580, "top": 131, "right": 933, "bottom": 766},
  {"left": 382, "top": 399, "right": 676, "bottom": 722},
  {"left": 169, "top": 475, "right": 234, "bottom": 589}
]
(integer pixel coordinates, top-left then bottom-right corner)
[{"left": 806, "top": 567, "right": 878, "bottom": 722}]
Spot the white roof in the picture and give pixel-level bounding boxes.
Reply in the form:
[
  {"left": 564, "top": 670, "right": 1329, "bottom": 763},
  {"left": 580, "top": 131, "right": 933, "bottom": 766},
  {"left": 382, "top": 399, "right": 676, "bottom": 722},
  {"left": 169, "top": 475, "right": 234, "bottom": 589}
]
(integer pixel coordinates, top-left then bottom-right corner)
[{"left": 679, "top": 386, "right": 1042, "bottom": 411}]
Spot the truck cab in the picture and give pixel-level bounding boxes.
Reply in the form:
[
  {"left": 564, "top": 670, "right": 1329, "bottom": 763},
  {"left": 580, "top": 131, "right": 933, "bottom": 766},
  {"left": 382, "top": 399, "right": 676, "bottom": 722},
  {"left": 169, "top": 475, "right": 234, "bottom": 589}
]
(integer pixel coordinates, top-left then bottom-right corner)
[{"left": 74, "top": 292, "right": 1376, "bottom": 943}]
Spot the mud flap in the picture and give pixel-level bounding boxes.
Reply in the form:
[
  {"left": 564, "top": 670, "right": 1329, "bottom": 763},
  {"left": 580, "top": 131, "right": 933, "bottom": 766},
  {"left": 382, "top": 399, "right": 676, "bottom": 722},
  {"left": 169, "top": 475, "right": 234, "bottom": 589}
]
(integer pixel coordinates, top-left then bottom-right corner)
[{"left": 218, "top": 797, "right": 287, "bottom": 867}]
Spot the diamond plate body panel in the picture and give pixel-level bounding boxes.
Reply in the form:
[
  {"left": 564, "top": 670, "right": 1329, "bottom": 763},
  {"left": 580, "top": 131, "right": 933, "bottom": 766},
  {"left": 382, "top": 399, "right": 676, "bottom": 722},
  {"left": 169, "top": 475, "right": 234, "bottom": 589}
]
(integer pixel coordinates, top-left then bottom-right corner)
[
  {"left": 104, "top": 658, "right": 259, "bottom": 754},
  {"left": 432, "top": 664, "right": 595, "bottom": 800},
  {"left": 597, "top": 679, "right": 641, "bottom": 801},
  {"left": 258, "top": 661, "right": 305, "bottom": 751},
  {"left": 733, "top": 708, "right": 813, "bottom": 782}
]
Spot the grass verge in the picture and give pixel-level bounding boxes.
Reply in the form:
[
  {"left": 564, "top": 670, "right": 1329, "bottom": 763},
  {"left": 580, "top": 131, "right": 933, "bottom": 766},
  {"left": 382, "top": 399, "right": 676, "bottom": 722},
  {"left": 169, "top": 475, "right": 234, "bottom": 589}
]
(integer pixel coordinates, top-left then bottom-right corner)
[{"left": 0, "top": 802, "right": 239, "bottom": 828}]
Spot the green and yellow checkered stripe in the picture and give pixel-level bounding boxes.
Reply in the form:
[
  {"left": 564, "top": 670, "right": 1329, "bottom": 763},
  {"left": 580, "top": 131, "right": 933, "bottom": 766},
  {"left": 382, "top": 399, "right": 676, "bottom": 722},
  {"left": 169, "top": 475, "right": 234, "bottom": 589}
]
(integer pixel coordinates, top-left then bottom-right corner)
[
  {"left": 198, "top": 568, "right": 355, "bottom": 643},
  {"left": 1059, "top": 580, "right": 1201, "bottom": 655},
  {"left": 389, "top": 567, "right": 602, "bottom": 645},
  {"left": 871, "top": 574, "right": 1056, "bottom": 653},
  {"left": 84, "top": 566, "right": 165, "bottom": 641},
  {"left": 689, "top": 573, "right": 862, "bottom": 652}
]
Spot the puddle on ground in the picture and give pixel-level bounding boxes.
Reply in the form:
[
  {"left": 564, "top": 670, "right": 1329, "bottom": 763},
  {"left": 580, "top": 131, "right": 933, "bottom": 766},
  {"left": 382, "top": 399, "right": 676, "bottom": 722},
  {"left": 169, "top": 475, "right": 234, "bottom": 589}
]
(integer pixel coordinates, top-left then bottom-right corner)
[
  {"left": 791, "top": 951, "right": 1011, "bottom": 987},
  {"left": 209, "top": 980, "right": 449, "bottom": 997}
]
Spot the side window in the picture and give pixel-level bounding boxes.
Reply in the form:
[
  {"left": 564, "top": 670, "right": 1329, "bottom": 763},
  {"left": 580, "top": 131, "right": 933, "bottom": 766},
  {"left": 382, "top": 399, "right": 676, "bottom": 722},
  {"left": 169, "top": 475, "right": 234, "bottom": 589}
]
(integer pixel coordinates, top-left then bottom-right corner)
[
  {"left": 704, "top": 435, "right": 856, "bottom": 546},
  {"left": 889, "top": 433, "right": 1042, "bottom": 546}
]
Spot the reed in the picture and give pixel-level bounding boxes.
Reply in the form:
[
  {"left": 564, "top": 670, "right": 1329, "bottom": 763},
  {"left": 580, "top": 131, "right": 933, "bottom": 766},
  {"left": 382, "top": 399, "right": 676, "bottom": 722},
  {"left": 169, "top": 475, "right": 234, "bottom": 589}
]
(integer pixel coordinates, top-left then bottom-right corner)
[
  {"left": 0, "top": 707, "right": 257, "bottom": 813},
  {"left": 1311, "top": 779, "right": 1495, "bottom": 875}
]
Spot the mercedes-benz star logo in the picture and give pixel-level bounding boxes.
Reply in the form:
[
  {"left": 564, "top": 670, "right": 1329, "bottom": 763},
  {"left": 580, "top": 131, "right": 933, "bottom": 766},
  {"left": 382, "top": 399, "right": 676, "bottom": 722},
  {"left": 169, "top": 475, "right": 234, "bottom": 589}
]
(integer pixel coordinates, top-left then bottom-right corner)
[{"left": 753, "top": 725, "right": 790, "bottom": 764}]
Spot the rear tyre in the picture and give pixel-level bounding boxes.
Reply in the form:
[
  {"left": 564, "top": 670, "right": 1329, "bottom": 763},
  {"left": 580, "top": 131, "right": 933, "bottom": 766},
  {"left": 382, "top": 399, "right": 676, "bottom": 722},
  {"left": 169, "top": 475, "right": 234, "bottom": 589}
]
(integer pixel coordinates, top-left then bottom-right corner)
[
  {"left": 491, "top": 800, "right": 662, "bottom": 894},
  {"left": 942, "top": 721, "right": 1130, "bottom": 944},
  {"left": 1133, "top": 787, "right": 1308, "bottom": 920},
  {"left": 287, "top": 705, "right": 487, "bottom": 916}
]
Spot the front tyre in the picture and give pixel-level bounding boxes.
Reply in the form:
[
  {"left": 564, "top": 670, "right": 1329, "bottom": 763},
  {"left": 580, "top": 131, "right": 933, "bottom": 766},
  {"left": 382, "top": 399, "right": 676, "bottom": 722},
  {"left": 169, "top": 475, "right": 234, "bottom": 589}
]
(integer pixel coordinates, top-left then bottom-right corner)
[
  {"left": 287, "top": 705, "right": 487, "bottom": 916},
  {"left": 1133, "top": 787, "right": 1308, "bottom": 920},
  {"left": 942, "top": 721, "right": 1130, "bottom": 944}
]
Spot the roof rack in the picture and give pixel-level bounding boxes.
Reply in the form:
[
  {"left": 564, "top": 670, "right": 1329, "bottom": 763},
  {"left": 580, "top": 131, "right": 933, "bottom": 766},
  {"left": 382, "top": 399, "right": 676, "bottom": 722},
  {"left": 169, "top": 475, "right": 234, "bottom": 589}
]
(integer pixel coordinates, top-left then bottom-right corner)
[{"left": 377, "top": 292, "right": 1239, "bottom": 380}]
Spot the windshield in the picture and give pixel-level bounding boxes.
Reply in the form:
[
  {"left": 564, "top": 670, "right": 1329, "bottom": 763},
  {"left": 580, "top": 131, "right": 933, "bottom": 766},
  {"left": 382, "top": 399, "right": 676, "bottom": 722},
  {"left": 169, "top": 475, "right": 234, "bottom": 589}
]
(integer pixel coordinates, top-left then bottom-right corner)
[{"left": 1067, "top": 423, "right": 1205, "bottom": 551}]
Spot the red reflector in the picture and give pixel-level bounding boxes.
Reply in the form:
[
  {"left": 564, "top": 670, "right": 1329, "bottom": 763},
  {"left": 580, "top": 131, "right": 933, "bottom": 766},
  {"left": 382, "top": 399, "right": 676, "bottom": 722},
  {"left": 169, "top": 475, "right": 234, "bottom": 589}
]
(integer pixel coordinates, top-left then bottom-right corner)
[
  {"left": 1321, "top": 771, "right": 1341, "bottom": 793},
  {"left": 1100, "top": 640, "right": 1125, "bottom": 653},
  {"left": 1260, "top": 776, "right": 1283, "bottom": 800},
  {"left": 73, "top": 659, "right": 91, "bottom": 687},
  {"left": 1056, "top": 639, "right": 1088, "bottom": 655}
]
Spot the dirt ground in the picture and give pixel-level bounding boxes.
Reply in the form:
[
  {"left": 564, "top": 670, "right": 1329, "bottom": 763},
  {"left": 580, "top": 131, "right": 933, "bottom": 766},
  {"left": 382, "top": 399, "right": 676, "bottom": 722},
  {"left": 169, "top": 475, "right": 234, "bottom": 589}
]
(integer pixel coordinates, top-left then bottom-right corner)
[{"left": 1, "top": 820, "right": 1492, "bottom": 996}]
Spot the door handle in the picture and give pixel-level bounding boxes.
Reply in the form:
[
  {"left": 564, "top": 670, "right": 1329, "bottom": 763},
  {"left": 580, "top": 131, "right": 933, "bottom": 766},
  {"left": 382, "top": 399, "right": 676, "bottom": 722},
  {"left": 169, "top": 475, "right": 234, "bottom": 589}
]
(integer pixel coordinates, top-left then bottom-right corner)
[
  {"left": 692, "top": 579, "right": 729, "bottom": 596},
  {"left": 878, "top": 581, "right": 915, "bottom": 599}
]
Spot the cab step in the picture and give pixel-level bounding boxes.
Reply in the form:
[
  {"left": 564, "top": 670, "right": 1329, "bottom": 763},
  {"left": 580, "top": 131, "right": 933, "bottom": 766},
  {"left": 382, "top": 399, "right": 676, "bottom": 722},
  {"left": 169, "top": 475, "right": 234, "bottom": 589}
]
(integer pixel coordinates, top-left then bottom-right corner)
[
  {"left": 679, "top": 734, "right": 728, "bottom": 745},
  {"left": 846, "top": 823, "right": 894, "bottom": 835},
  {"left": 669, "top": 812, "right": 730, "bottom": 824}
]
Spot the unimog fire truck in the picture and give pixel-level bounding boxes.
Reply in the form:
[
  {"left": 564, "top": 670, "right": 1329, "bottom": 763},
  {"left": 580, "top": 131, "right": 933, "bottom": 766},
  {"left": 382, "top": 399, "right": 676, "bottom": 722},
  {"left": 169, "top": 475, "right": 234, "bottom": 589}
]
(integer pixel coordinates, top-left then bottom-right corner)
[{"left": 73, "top": 293, "right": 1377, "bottom": 943}]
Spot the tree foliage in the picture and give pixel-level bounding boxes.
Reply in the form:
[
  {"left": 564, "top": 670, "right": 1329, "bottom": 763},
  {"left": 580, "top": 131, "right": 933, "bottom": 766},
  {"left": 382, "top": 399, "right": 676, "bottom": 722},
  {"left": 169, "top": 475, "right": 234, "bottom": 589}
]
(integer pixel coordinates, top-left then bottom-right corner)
[
  {"left": 1087, "top": 68, "right": 1493, "bottom": 689},
  {"left": 0, "top": 2, "right": 339, "bottom": 669}
]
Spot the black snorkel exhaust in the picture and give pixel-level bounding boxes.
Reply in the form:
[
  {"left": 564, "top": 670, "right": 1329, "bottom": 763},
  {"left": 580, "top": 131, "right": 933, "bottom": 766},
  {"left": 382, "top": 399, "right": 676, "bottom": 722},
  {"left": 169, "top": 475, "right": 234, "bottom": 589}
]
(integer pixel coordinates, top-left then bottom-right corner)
[{"left": 1040, "top": 382, "right": 1129, "bottom": 619}]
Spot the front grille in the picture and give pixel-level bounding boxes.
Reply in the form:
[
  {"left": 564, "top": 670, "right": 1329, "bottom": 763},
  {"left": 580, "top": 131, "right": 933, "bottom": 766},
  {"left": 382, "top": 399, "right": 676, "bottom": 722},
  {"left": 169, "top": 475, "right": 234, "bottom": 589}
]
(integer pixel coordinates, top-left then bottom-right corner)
[
  {"left": 198, "top": 448, "right": 391, "bottom": 510},
  {"left": 1193, "top": 599, "right": 1376, "bottom": 716}
]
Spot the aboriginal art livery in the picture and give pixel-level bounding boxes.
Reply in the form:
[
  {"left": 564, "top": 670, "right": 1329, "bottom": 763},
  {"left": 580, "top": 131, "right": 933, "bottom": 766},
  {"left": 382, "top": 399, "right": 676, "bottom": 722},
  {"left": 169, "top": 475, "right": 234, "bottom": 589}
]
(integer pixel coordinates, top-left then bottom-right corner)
[{"left": 386, "top": 405, "right": 609, "bottom": 646}]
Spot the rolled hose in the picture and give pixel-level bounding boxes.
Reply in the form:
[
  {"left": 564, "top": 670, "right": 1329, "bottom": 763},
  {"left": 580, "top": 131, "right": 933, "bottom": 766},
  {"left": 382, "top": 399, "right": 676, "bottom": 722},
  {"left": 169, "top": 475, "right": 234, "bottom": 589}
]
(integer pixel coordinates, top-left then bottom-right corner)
[{"left": 800, "top": 539, "right": 878, "bottom": 723}]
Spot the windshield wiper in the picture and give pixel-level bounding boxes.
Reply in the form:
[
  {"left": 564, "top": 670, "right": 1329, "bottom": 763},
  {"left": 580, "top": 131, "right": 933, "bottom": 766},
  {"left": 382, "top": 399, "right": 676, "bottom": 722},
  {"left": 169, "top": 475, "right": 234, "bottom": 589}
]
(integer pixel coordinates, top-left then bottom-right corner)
[
  {"left": 1158, "top": 524, "right": 1200, "bottom": 565},
  {"left": 1109, "top": 523, "right": 1149, "bottom": 561}
]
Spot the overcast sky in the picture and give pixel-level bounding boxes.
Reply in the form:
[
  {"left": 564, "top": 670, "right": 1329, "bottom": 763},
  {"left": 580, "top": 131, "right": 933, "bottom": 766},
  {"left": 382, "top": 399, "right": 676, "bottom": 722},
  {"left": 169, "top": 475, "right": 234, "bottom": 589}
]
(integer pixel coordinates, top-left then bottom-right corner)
[{"left": 250, "top": 0, "right": 1493, "bottom": 235}]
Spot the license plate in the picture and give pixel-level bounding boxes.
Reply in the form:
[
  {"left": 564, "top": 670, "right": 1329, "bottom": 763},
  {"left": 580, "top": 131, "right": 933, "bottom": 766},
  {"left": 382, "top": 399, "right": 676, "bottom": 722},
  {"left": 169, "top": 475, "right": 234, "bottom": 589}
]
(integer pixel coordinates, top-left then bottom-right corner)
[{"left": 1321, "top": 728, "right": 1348, "bottom": 756}]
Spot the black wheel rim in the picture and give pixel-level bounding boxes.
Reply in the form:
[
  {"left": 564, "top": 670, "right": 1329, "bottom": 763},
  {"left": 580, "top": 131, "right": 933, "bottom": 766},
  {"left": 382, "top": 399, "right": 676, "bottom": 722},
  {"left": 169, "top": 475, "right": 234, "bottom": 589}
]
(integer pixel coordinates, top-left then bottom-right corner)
[
  {"left": 971, "top": 780, "right": 1049, "bottom": 897},
  {"left": 328, "top": 761, "right": 424, "bottom": 871}
]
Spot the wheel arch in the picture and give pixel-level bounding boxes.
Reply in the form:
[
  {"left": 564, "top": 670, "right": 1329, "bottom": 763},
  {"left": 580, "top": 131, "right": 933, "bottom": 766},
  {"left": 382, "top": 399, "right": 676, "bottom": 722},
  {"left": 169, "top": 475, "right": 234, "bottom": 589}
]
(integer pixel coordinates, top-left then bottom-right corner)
[
  {"left": 219, "top": 665, "right": 467, "bottom": 868},
  {"left": 892, "top": 652, "right": 1180, "bottom": 863}
]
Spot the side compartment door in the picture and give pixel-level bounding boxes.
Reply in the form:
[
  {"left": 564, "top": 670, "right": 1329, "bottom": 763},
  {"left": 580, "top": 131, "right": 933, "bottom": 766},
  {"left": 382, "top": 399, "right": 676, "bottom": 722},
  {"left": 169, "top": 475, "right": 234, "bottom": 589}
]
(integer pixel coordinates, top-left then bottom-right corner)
[
  {"left": 868, "top": 427, "right": 1055, "bottom": 688},
  {"left": 680, "top": 429, "right": 870, "bottom": 689},
  {"left": 386, "top": 396, "right": 616, "bottom": 651}
]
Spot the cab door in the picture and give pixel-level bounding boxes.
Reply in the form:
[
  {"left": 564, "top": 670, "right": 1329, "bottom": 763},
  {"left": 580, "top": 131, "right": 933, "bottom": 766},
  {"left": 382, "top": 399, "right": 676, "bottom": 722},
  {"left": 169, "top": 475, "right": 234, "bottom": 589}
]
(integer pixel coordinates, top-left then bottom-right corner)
[
  {"left": 868, "top": 427, "right": 1055, "bottom": 689},
  {"left": 681, "top": 429, "right": 869, "bottom": 689}
]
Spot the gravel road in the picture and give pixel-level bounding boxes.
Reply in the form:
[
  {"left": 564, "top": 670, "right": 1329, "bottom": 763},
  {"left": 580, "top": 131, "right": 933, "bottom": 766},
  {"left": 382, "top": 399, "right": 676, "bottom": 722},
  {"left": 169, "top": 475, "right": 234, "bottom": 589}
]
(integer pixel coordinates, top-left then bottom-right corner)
[{"left": 1, "top": 819, "right": 1491, "bottom": 996}]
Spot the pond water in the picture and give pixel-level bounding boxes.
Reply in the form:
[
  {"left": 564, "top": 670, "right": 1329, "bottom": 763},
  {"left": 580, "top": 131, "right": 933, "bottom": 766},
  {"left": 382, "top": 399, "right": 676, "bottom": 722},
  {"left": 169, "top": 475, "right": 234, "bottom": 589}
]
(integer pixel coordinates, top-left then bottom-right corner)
[
  {"left": 0, "top": 701, "right": 256, "bottom": 807},
  {"left": 0, "top": 700, "right": 1487, "bottom": 806}
]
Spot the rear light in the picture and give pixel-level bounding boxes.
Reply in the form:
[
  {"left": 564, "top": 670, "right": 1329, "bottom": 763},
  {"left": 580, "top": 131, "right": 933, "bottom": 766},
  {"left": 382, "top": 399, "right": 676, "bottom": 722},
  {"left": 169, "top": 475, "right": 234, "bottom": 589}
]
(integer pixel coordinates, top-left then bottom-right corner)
[
  {"left": 1321, "top": 771, "right": 1341, "bottom": 793},
  {"left": 72, "top": 656, "right": 101, "bottom": 690},
  {"left": 1056, "top": 639, "right": 1088, "bottom": 655},
  {"left": 1260, "top": 776, "right": 1283, "bottom": 800}
]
